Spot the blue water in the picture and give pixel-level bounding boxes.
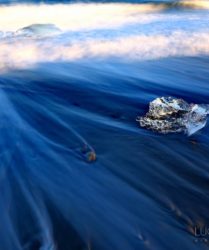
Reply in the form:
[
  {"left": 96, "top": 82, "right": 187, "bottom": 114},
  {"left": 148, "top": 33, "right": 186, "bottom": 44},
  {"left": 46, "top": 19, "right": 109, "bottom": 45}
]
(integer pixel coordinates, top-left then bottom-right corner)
[{"left": 1, "top": 2, "right": 209, "bottom": 250}]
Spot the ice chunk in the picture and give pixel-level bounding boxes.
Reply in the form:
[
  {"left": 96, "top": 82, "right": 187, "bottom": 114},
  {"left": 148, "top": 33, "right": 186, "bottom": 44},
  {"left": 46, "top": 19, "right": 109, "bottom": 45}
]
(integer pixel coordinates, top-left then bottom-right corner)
[
  {"left": 136, "top": 97, "right": 209, "bottom": 135},
  {"left": 15, "top": 24, "right": 61, "bottom": 37}
]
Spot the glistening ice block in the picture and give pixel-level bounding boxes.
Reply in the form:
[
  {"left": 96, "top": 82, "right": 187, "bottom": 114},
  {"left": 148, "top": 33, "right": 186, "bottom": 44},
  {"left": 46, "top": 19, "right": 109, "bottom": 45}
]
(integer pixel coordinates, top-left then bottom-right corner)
[{"left": 137, "top": 97, "right": 209, "bottom": 135}]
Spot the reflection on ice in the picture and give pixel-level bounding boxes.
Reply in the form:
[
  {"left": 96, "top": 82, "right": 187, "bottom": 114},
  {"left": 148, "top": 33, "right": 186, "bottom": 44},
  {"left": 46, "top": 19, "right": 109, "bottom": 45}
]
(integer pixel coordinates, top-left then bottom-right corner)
[
  {"left": 137, "top": 97, "right": 209, "bottom": 135},
  {"left": 15, "top": 24, "right": 61, "bottom": 37}
]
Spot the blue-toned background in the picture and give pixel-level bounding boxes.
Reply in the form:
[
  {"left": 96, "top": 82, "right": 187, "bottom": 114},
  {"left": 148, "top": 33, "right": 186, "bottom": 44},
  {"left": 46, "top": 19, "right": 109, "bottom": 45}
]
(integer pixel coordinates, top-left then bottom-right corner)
[{"left": 0, "top": 1, "right": 209, "bottom": 250}]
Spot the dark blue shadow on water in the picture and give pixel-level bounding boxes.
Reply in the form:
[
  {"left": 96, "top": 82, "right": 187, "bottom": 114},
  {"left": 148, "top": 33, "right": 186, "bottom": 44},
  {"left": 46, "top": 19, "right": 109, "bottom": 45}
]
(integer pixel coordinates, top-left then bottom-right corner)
[{"left": 0, "top": 56, "right": 209, "bottom": 250}]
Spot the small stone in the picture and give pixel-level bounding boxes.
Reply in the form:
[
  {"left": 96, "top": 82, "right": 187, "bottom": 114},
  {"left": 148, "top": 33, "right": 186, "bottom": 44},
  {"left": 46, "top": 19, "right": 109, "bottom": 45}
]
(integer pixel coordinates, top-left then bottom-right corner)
[
  {"left": 190, "top": 140, "right": 198, "bottom": 145},
  {"left": 81, "top": 144, "right": 96, "bottom": 163},
  {"left": 86, "top": 151, "right": 97, "bottom": 162}
]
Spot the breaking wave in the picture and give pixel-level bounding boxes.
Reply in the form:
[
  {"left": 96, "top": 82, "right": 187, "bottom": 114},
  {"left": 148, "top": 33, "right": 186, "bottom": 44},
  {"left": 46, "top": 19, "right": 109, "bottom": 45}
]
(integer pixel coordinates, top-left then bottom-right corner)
[
  {"left": 0, "top": 3, "right": 209, "bottom": 71},
  {"left": 1, "top": 31, "right": 209, "bottom": 71}
]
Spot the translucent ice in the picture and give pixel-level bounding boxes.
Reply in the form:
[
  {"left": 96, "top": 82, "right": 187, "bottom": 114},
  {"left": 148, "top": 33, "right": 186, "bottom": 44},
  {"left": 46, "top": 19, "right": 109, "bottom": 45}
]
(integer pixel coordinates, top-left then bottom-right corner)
[
  {"left": 15, "top": 24, "right": 61, "bottom": 37},
  {"left": 136, "top": 97, "right": 209, "bottom": 135}
]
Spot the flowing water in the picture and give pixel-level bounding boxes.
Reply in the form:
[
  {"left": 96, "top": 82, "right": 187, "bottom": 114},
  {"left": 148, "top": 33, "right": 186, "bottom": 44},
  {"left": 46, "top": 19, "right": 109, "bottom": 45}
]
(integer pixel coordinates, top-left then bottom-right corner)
[{"left": 0, "top": 1, "right": 209, "bottom": 250}]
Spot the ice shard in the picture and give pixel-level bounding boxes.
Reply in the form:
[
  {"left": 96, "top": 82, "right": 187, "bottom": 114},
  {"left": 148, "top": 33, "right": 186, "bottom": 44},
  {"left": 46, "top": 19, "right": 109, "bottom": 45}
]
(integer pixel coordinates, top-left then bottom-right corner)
[
  {"left": 136, "top": 97, "right": 209, "bottom": 135},
  {"left": 15, "top": 24, "right": 61, "bottom": 37}
]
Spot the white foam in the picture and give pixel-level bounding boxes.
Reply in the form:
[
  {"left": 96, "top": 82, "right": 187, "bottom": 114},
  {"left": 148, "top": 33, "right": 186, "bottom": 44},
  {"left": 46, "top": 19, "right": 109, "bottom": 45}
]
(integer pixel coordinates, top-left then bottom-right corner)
[
  {"left": 0, "top": 3, "right": 165, "bottom": 32},
  {"left": 1, "top": 31, "right": 209, "bottom": 71},
  {"left": 0, "top": 3, "right": 209, "bottom": 71}
]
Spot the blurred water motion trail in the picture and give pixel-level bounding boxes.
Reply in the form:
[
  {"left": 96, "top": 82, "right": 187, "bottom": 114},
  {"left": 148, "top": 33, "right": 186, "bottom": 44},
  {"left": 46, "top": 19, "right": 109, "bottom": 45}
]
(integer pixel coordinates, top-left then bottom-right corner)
[
  {"left": 0, "top": 57, "right": 209, "bottom": 250},
  {"left": 0, "top": 2, "right": 209, "bottom": 250}
]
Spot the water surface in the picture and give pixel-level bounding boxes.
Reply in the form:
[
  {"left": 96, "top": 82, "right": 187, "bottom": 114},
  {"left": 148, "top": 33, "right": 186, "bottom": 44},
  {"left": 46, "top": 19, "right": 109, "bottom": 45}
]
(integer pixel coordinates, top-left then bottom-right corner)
[{"left": 0, "top": 2, "right": 209, "bottom": 250}]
